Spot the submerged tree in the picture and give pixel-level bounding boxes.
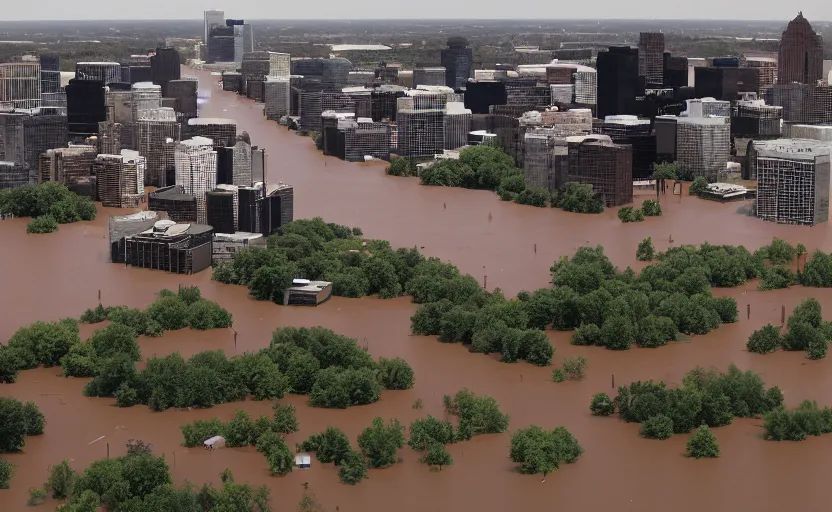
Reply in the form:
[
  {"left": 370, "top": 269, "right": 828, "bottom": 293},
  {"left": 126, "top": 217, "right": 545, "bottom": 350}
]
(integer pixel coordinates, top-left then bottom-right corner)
[
  {"left": 636, "top": 237, "right": 655, "bottom": 261},
  {"left": 338, "top": 451, "right": 368, "bottom": 485},
  {"left": 686, "top": 425, "right": 720, "bottom": 458},
  {"left": 419, "top": 443, "right": 453, "bottom": 470},
  {"left": 509, "top": 425, "right": 583, "bottom": 480},
  {"left": 357, "top": 417, "right": 405, "bottom": 469}
]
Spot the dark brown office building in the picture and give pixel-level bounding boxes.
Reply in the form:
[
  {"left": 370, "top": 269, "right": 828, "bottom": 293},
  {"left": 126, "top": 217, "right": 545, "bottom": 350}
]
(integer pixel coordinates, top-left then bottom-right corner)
[
  {"left": 567, "top": 136, "right": 633, "bottom": 207},
  {"left": 777, "top": 12, "right": 824, "bottom": 85}
]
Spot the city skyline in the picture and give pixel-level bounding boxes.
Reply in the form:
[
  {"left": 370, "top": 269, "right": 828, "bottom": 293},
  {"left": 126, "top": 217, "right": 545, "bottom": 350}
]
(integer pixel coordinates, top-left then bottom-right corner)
[{"left": 1, "top": 2, "right": 831, "bottom": 22}]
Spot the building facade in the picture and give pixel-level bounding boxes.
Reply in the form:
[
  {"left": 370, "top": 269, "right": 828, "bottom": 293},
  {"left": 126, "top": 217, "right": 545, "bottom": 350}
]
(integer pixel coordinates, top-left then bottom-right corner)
[
  {"left": 778, "top": 12, "right": 824, "bottom": 85},
  {"left": 440, "top": 37, "right": 473, "bottom": 90},
  {"left": 753, "top": 139, "right": 831, "bottom": 225}
]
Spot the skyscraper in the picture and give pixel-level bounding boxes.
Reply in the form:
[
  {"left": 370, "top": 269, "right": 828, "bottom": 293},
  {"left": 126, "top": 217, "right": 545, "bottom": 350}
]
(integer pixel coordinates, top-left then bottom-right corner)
[
  {"left": 226, "top": 19, "right": 254, "bottom": 64},
  {"left": 778, "top": 12, "right": 824, "bottom": 85},
  {"left": 753, "top": 139, "right": 830, "bottom": 225},
  {"left": 204, "top": 10, "right": 224, "bottom": 44},
  {"left": 440, "top": 37, "right": 473, "bottom": 90},
  {"left": 638, "top": 32, "right": 665, "bottom": 87},
  {"left": 597, "top": 46, "right": 641, "bottom": 119},
  {"left": 207, "top": 25, "right": 235, "bottom": 64}
]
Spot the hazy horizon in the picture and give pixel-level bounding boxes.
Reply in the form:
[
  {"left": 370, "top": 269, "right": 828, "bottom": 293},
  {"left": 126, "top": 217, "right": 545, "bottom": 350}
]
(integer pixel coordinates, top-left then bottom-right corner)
[
  {"left": 0, "top": 2, "right": 829, "bottom": 24},
  {"left": 0, "top": 17, "right": 825, "bottom": 23}
]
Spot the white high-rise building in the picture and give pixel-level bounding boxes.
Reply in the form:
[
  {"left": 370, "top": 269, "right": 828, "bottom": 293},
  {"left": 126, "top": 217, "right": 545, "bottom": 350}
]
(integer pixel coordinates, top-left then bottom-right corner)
[
  {"left": 233, "top": 24, "right": 254, "bottom": 64},
  {"left": 175, "top": 137, "right": 217, "bottom": 225},
  {"left": 204, "top": 10, "right": 225, "bottom": 44}
]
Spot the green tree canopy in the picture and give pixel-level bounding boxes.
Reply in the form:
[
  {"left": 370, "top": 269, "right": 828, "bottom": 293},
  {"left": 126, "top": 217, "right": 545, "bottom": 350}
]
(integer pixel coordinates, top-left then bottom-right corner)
[
  {"left": 509, "top": 425, "right": 583, "bottom": 477},
  {"left": 338, "top": 451, "right": 369, "bottom": 485},
  {"left": 686, "top": 425, "right": 720, "bottom": 458},
  {"left": 357, "top": 417, "right": 405, "bottom": 469}
]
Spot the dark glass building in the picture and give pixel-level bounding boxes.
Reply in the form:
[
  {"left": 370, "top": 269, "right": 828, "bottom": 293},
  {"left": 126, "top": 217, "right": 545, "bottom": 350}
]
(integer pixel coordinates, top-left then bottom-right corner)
[
  {"left": 440, "top": 37, "right": 473, "bottom": 90},
  {"left": 597, "top": 46, "right": 641, "bottom": 119}
]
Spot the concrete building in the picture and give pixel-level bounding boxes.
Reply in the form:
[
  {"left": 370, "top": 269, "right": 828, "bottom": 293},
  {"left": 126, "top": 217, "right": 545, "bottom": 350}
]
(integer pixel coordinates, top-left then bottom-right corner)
[
  {"left": 566, "top": 135, "right": 633, "bottom": 207},
  {"left": 284, "top": 279, "right": 333, "bottom": 306},
  {"left": 175, "top": 137, "right": 218, "bottom": 224},
  {"left": 676, "top": 117, "right": 730, "bottom": 180},
  {"left": 75, "top": 62, "right": 121, "bottom": 85},
  {"left": 212, "top": 232, "right": 265, "bottom": 264},
  {"left": 752, "top": 139, "right": 831, "bottom": 225},
  {"left": 0, "top": 110, "right": 68, "bottom": 177},
  {"left": 124, "top": 219, "right": 214, "bottom": 274},
  {"left": 39, "top": 145, "right": 97, "bottom": 188},
  {"left": 94, "top": 151, "right": 145, "bottom": 208},
  {"left": 233, "top": 23, "right": 255, "bottom": 64},
  {"left": 149, "top": 185, "right": 198, "bottom": 223},
  {"left": 443, "top": 102, "right": 471, "bottom": 151},
  {"left": 109, "top": 211, "right": 160, "bottom": 263},
  {"left": 413, "top": 67, "right": 447, "bottom": 88},
  {"left": 0, "top": 62, "right": 40, "bottom": 109}
]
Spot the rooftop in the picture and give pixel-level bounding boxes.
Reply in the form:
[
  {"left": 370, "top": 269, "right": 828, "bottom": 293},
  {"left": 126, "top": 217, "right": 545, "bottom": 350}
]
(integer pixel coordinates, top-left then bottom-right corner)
[
  {"left": 188, "top": 117, "right": 235, "bottom": 125},
  {"left": 754, "top": 138, "right": 832, "bottom": 160},
  {"left": 331, "top": 44, "right": 391, "bottom": 52}
]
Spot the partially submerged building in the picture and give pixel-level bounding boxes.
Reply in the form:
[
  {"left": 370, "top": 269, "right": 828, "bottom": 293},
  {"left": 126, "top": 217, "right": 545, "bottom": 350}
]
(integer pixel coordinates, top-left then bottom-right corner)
[
  {"left": 566, "top": 135, "right": 633, "bottom": 207},
  {"left": 283, "top": 278, "right": 333, "bottom": 306},
  {"left": 212, "top": 232, "right": 265, "bottom": 264},
  {"left": 752, "top": 138, "right": 831, "bottom": 226},
  {"left": 123, "top": 219, "right": 214, "bottom": 274},
  {"left": 108, "top": 211, "right": 160, "bottom": 263}
]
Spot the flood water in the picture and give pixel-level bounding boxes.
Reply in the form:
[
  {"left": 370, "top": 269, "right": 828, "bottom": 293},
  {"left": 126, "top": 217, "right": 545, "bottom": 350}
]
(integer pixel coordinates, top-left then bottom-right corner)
[{"left": 3, "top": 68, "right": 832, "bottom": 511}]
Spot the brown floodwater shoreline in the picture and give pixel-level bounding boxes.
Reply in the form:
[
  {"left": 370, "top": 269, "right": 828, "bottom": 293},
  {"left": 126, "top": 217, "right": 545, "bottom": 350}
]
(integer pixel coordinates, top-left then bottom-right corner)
[{"left": 2, "top": 67, "right": 832, "bottom": 511}]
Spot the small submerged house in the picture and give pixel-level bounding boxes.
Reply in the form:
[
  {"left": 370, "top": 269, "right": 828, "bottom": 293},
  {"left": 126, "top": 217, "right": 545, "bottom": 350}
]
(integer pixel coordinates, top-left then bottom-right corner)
[
  {"left": 700, "top": 182, "right": 752, "bottom": 202},
  {"left": 212, "top": 232, "right": 265, "bottom": 264},
  {"left": 283, "top": 278, "right": 333, "bottom": 306},
  {"left": 204, "top": 436, "right": 225, "bottom": 450},
  {"left": 295, "top": 453, "right": 312, "bottom": 468}
]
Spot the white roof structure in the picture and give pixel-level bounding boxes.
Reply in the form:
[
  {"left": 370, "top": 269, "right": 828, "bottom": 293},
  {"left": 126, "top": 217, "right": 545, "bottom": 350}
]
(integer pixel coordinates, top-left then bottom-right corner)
[
  {"left": 604, "top": 115, "right": 650, "bottom": 126},
  {"left": 204, "top": 435, "right": 225, "bottom": 447},
  {"left": 753, "top": 138, "right": 832, "bottom": 161},
  {"left": 331, "top": 44, "right": 391, "bottom": 52}
]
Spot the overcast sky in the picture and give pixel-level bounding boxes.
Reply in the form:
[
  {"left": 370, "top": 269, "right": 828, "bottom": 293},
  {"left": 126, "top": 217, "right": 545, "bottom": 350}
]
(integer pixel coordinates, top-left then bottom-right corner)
[{"left": 3, "top": 1, "right": 830, "bottom": 22}]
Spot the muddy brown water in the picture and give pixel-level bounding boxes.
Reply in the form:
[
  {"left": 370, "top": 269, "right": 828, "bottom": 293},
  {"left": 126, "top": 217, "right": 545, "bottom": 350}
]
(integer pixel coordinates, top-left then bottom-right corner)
[{"left": 2, "top": 68, "right": 832, "bottom": 511}]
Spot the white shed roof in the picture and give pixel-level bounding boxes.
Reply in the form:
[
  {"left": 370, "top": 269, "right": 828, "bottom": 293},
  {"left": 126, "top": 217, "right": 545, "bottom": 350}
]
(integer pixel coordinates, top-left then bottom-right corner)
[{"left": 204, "top": 435, "right": 225, "bottom": 446}]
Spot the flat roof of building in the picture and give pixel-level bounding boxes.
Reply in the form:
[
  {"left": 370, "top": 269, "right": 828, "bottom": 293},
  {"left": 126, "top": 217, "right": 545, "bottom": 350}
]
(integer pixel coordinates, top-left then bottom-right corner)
[
  {"left": 137, "top": 223, "right": 213, "bottom": 237},
  {"left": 188, "top": 118, "right": 235, "bottom": 125},
  {"left": 150, "top": 186, "right": 197, "bottom": 201},
  {"left": 331, "top": 44, "right": 391, "bottom": 52},
  {"left": 288, "top": 280, "right": 333, "bottom": 293},
  {"left": 755, "top": 138, "right": 832, "bottom": 160},
  {"left": 215, "top": 232, "right": 264, "bottom": 242}
]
